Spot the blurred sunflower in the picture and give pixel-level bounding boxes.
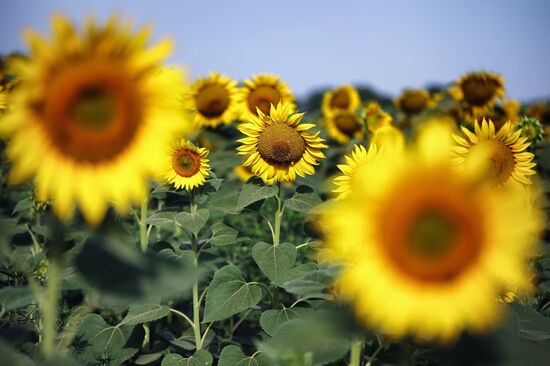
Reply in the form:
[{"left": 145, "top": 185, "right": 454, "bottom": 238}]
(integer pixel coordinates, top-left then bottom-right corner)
[
  {"left": 332, "top": 144, "right": 379, "bottom": 200},
  {"left": 526, "top": 102, "right": 550, "bottom": 126},
  {"left": 324, "top": 110, "right": 364, "bottom": 143},
  {"left": 320, "top": 123, "right": 543, "bottom": 342},
  {"left": 395, "top": 88, "right": 433, "bottom": 115},
  {"left": 467, "top": 99, "right": 520, "bottom": 130},
  {"left": 371, "top": 124, "right": 405, "bottom": 152},
  {"left": 515, "top": 117, "right": 544, "bottom": 145},
  {"left": 237, "top": 102, "right": 326, "bottom": 183},
  {"left": 0, "top": 85, "right": 7, "bottom": 112},
  {"left": 164, "top": 139, "right": 210, "bottom": 190},
  {"left": 450, "top": 72, "right": 505, "bottom": 113},
  {"left": 187, "top": 72, "right": 239, "bottom": 128},
  {"left": 239, "top": 73, "right": 295, "bottom": 120},
  {"left": 364, "top": 101, "right": 392, "bottom": 133},
  {"left": 322, "top": 85, "right": 361, "bottom": 116},
  {"left": 0, "top": 15, "right": 191, "bottom": 225},
  {"left": 453, "top": 119, "right": 536, "bottom": 185}
]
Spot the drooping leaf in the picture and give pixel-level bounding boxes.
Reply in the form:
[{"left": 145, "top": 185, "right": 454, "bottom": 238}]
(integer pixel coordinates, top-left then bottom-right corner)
[
  {"left": 284, "top": 185, "right": 322, "bottom": 213},
  {"left": 209, "top": 222, "right": 246, "bottom": 246},
  {"left": 175, "top": 209, "right": 210, "bottom": 236},
  {"left": 281, "top": 268, "right": 335, "bottom": 296},
  {"left": 0, "top": 286, "right": 35, "bottom": 310},
  {"left": 203, "top": 265, "right": 262, "bottom": 322},
  {"left": 236, "top": 182, "right": 278, "bottom": 211},
  {"left": 145, "top": 212, "right": 177, "bottom": 226},
  {"left": 260, "top": 307, "right": 312, "bottom": 336},
  {"left": 218, "top": 345, "right": 273, "bottom": 366},
  {"left": 135, "top": 352, "right": 164, "bottom": 365},
  {"left": 119, "top": 303, "right": 170, "bottom": 326},
  {"left": 252, "top": 242, "right": 296, "bottom": 286},
  {"left": 161, "top": 349, "right": 212, "bottom": 366}
]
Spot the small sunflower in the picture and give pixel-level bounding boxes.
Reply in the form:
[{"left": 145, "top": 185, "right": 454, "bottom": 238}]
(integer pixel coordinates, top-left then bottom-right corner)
[
  {"left": 238, "top": 73, "right": 295, "bottom": 120},
  {"left": 164, "top": 139, "right": 210, "bottom": 190},
  {"left": 332, "top": 144, "right": 379, "bottom": 200},
  {"left": 453, "top": 119, "right": 536, "bottom": 186},
  {"left": 237, "top": 102, "right": 327, "bottom": 183},
  {"left": 187, "top": 72, "right": 239, "bottom": 128},
  {"left": 324, "top": 110, "right": 364, "bottom": 143},
  {"left": 515, "top": 117, "right": 544, "bottom": 145},
  {"left": 364, "top": 101, "right": 392, "bottom": 133},
  {"left": 0, "top": 15, "right": 191, "bottom": 225},
  {"left": 450, "top": 72, "right": 505, "bottom": 112},
  {"left": 322, "top": 85, "right": 361, "bottom": 116},
  {"left": 320, "top": 123, "right": 543, "bottom": 342},
  {"left": 395, "top": 88, "right": 433, "bottom": 115}
]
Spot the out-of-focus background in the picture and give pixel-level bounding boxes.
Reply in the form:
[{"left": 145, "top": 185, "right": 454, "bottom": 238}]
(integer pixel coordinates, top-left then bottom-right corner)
[{"left": 2, "top": 0, "right": 550, "bottom": 101}]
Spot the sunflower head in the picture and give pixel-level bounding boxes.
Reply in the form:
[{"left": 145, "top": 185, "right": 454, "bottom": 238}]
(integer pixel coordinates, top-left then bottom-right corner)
[
  {"left": 451, "top": 72, "right": 505, "bottom": 110},
  {"left": 320, "top": 123, "right": 544, "bottom": 342},
  {"left": 324, "top": 110, "right": 364, "bottom": 143},
  {"left": 453, "top": 119, "right": 536, "bottom": 186},
  {"left": 364, "top": 101, "right": 392, "bottom": 133},
  {"left": 187, "top": 72, "right": 239, "bottom": 128},
  {"left": 165, "top": 139, "right": 210, "bottom": 190},
  {"left": 238, "top": 73, "right": 296, "bottom": 120},
  {"left": 515, "top": 116, "right": 544, "bottom": 145},
  {"left": 0, "top": 15, "right": 191, "bottom": 225},
  {"left": 322, "top": 85, "right": 361, "bottom": 116},
  {"left": 237, "top": 102, "right": 327, "bottom": 183},
  {"left": 332, "top": 144, "right": 380, "bottom": 200},
  {"left": 395, "top": 89, "right": 432, "bottom": 115}
]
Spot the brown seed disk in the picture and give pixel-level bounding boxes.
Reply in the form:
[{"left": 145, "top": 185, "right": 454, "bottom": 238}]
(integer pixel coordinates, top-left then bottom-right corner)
[
  {"left": 172, "top": 149, "right": 201, "bottom": 177},
  {"left": 330, "top": 89, "right": 351, "bottom": 109},
  {"left": 248, "top": 85, "right": 281, "bottom": 115},
  {"left": 257, "top": 123, "right": 305, "bottom": 166},
  {"left": 400, "top": 91, "right": 428, "bottom": 114},
  {"left": 461, "top": 77, "right": 499, "bottom": 106},
  {"left": 196, "top": 84, "right": 230, "bottom": 118},
  {"left": 334, "top": 113, "right": 361, "bottom": 135}
]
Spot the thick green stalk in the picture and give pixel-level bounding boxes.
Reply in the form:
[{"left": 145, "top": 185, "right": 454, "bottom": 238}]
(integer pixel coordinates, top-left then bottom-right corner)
[
  {"left": 190, "top": 191, "right": 202, "bottom": 350},
  {"left": 140, "top": 195, "right": 149, "bottom": 253},
  {"left": 349, "top": 338, "right": 363, "bottom": 366}
]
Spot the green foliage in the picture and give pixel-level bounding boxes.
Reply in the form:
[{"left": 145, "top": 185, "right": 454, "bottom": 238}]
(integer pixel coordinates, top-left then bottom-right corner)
[{"left": 161, "top": 350, "right": 212, "bottom": 366}]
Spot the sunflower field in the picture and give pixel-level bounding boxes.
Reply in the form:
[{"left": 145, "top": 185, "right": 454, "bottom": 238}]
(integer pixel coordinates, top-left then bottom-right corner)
[{"left": 2, "top": 13, "right": 550, "bottom": 366}]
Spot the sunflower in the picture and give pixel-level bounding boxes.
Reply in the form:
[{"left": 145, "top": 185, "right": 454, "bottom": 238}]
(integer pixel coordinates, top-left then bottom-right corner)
[
  {"left": 320, "top": 123, "right": 543, "bottom": 342},
  {"left": 370, "top": 125, "right": 405, "bottom": 153},
  {"left": 395, "top": 88, "right": 433, "bottom": 115},
  {"left": 450, "top": 72, "right": 505, "bottom": 113},
  {"left": 467, "top": 99, "right": 520, "bottom": 130},
  {"left": 164, "top": 139, "right": 210, "bottom": 190},
  {"left": 332, "top": 144, "right": 379, "bottom": 200},
  {"left": 453, "top": 119, "right": 536, "bottom": 186},
  {"left": 0, "top": 15, "right": 191, "bottom": 225},
  {"left": 187, "top": 72, "right": 239, "bottom": 128},
  {"left": 324, "top": 110, "right": 364, "bottom": 143},
  {"left": 237, "top": 102, "right": 327, "bottom": 183},
  {"left": 238, "top": 73, "right": 295, "bottom": 120},
  {"left": 364, "top": 101, "right": 392, "bottom": 133},
  {"left": 322, "top": 85, "right": 361, "bottom": 117}
]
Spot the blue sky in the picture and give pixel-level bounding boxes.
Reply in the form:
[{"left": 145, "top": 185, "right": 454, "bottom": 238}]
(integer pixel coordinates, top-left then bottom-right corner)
[{"left": 2, "top": 0, "right": 550, "bottom": 101}]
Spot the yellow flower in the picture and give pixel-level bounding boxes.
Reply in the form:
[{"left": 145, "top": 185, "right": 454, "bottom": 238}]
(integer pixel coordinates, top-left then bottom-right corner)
[
  {"left": 450, "top": 72, "right": 505, "bottom": 113},
  {"left": 371, "top": 125, "right": 405, "bottom": 153},
  {"left": 320, "top": 123, "right": 543, "bottom": 342},
  {"left": 233, "top": 160, "right": 275, "bottom": 185},
  {"left": 238, "top": 73, "right": 295, "bottom": 120},
  {"left": 164, "top": 139, "right": 210, "bottom": 190},
  {"left": 467, "top": 99, "right": 521, "bottom": 130},
  {"left": 395, "top": 88, "right": 433, "bottom": 115},
  {"left": 0, "top": 15, "right": 191, "bottom": 225},
  {"left": 364, "top": 101, "right": 392, "bottom": 133},
  {"left": 324, "top": 110, "right": 364, "bottom": 143},
  {"left": 187, "top": 72, "right": 239, "bottom": 128},
  {"left": 332, "top": 144, "right": 380, "bottom": 200},
  {"left": 453, "top": 119, "right": 536, "bottom": 186},
  {"left": 322, "top": 85, "right": 361, "bottom": 116},
  {"left": 237, "top": 102, "right": 327, "bottom": 183}
]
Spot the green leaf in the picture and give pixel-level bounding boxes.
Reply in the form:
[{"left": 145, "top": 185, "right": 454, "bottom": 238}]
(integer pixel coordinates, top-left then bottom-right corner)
[
  {"left": 236, "top": 182, "right": 278, "bottom": 211},
  {"left": 252, "top": 242, "right": 297, "bottom": 286},
  {"left": 218, "top": 345, "right": 273, "bottom": 366},
  {"left": 282, "top": 268, "right": 334, "bottom": 296},
  {"left": 135, "top": 352, "right": 164, "bottom": 365},
  {"left": 161, "top": 350, "right": 212, "bottom": 366},
  {"left": 0, "top": 286, "right": 35, "bottom": 310},
  {"left": 119, "top": 303, "right": 170, "bottom": 326},
  {"left": 145, "top": 212, "right": 176, "bottom": 226},
  {"left": 511, "top": 303, "right": 550, "bottom": 343},
  {"left": 284, "top": 185, "right": 322, "bottom": 213},
  {"left": 260, "top": 307, "right": 312, "bottom": 336},
  {"left": 175, "top": 209, "right": 209, "bottom": 236},
  {"left": 203, "top": 265, "right": 262, "bottom": 322},
  {"left": 12, "top": 197, "right": 33, "bottom": 215},
  {"left": 209, "top": 222, "right": 244, "bottom": 246},
  {"left": 76, "top": 313, "right": 137, "bottom": 365},
  {"left": 0, "top": 340, "right": 34, "bottom": 366}
]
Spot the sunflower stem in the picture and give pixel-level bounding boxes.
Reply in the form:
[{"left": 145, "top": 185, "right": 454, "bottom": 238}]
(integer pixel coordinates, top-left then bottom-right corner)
[
  {"left": 273, "top": 183, "right": 283, "bottom": 247},
  {"left": 189, "top": 190, "right": 202, "bottom": 350},
  {"left": 41, "top": 224, "right": 63, "bottom": 359},
  {"left": 349, "top": 338, "right": 363, "bottom": 366},
  {"left": 366, "top": 337, "right": 384, "bottom": 366},
  {"left": 139, "top": 195, "right": 149, "bottom": 253}
]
